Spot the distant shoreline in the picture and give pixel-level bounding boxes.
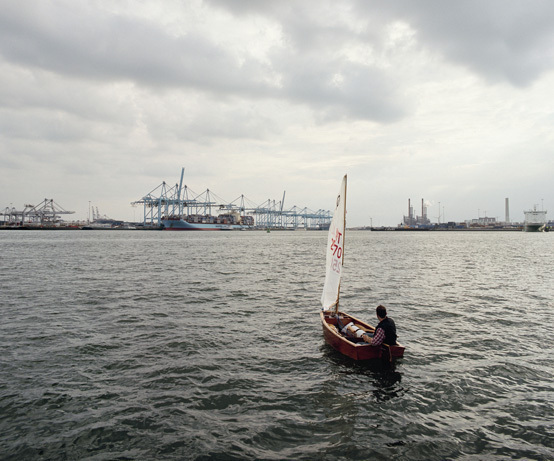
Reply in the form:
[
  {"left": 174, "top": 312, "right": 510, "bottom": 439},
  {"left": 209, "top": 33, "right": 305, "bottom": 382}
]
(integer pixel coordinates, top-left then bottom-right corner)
[
  {"left": 351, "top": 226, "right": 542, "bottom": 232},
  {"left": 1, "top": 225, "right": 550, "bottom": 232}
]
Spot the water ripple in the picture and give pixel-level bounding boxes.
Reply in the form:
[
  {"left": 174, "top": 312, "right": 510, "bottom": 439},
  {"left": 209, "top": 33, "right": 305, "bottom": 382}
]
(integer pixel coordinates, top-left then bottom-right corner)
[{"left": 0, "top": 231, "right": 553, "bottom": 460}]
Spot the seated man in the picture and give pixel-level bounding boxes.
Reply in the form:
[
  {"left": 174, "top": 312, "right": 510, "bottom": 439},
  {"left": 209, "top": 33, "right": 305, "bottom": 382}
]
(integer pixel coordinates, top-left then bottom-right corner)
[{"left": 363, "top": 305, "right": 398, "bottom": 346}]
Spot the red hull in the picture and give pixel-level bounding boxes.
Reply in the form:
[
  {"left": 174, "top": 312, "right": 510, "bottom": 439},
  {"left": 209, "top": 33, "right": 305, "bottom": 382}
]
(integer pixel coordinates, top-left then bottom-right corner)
[
  {"left": 320, "top": 311, "right": 405, "bottom": 361},
  {"left": 164, "top": 228, "right": 222, "bottom": 231}
]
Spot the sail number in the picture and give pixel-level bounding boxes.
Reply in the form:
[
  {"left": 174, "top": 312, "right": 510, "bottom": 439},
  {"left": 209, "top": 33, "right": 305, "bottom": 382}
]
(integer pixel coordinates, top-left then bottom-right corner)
[{"left": 330, "top": 230, "right": 343, "bottom": 273}]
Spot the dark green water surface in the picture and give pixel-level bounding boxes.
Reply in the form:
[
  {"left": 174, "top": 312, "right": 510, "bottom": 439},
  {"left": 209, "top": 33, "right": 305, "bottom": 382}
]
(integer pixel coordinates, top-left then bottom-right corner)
[{"left": 1, "top": 230, "right": 553, "bottom": 460}]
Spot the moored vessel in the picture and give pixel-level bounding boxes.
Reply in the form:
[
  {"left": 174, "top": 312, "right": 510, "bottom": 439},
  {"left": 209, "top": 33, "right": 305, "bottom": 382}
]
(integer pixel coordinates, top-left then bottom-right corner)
[
  {"left": 162, "top": 213, "right": 253, "bottom": 231},
  {"left": 523, "top": 206, "right": 547, "bottom": 232}
]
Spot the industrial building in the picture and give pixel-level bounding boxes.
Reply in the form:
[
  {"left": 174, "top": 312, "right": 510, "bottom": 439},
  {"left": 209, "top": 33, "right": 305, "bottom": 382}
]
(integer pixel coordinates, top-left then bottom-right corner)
[{"left": 402, "top": 199, "right": 431, "bottom": 227}]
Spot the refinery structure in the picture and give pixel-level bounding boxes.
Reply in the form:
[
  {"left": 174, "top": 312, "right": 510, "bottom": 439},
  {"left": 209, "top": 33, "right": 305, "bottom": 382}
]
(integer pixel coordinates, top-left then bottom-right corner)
[
  {"left": 402, "top": 199, "right": 432, "bottom": 227},
  {"left": 393, "top": 197, "right": 550, "bottom": 232},
  {"left": 400, "top": 197, "right": 514, "bottom": 229}
]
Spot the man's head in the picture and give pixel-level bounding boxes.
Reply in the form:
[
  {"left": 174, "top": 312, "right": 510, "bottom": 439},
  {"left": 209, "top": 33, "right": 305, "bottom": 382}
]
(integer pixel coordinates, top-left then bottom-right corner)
[{"left": 376, "top": 304, "right": 387, "bottom": 320}]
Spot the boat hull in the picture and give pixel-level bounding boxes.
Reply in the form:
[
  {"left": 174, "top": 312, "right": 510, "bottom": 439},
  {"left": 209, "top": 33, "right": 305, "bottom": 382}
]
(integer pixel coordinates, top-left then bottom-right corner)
[
  {"left": 320, "top": 311, "right": 405, "bottom": 361},
  {"left": 524, "top": 223, "right": 546, "bottom": 232},
  {"left": 162, "top": 219, "right": 243, "bottom": 231}
]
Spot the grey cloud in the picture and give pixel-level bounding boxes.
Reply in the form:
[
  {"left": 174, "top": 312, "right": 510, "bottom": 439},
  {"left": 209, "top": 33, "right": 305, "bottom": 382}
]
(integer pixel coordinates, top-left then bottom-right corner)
[
  {"left": 0, "top": 2, "right": 271, "bottom": 93},
  {"left": 3, "top": 0, "right": 552, "bottom": 140},
  {"left": 207, "top": 0, "right": 405, "bottom": 122},
  {"left": 211, "top": 0, "right": 554, "bottom": 87},
  {"left": 354, "top": 0, "right": 554, "bottom": 86},
  {"left": 0, "top": 1, "right": 404, "bottom": 124},
  {"left": 0, "top": 64, "right": 131, "bottom": 127},
  {"left": 279, "top": 56, "right": 403, "bottom": 122}
]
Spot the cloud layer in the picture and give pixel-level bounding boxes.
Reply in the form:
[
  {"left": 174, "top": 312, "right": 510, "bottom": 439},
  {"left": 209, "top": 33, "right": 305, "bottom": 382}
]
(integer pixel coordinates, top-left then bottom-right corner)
[{"left": 1, "top": 0, "right": 552, "bottom": 225}]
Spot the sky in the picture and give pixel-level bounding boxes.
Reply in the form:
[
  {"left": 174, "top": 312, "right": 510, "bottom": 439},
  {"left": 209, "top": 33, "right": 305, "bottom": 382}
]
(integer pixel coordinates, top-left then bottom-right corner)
[{"left": 1, "top": 0, "right": 553, "bottom": 227}]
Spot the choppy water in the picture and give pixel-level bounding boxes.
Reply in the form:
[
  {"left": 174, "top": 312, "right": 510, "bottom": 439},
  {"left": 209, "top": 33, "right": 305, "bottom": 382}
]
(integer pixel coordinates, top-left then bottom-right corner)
[{"left": 1, "top": 230, "right": 553, "bottom": 460}]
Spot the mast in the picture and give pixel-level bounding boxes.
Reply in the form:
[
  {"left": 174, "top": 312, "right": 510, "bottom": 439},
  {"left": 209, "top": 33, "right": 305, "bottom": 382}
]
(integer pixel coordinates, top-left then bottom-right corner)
[
  {"left": 321, "top": 175, "right": 347, "bottom": 313},
  {"left": 343, "top": 175, "right": 347, "bottom": 267},
  {"left": 335, "top": 175, "right": 347, "bottom": 314}
]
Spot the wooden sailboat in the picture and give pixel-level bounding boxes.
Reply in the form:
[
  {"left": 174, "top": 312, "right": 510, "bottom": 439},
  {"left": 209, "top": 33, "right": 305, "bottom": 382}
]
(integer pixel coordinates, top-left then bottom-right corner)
[{"left": 320, "top": 175, "right": 405, "bottom": 361}]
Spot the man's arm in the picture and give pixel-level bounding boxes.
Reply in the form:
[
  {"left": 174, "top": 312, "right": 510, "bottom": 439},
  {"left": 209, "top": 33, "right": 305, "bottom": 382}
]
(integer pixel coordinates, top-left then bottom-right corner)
[{"left": 364, "top": 327, "right": 384, "bottom": 346}]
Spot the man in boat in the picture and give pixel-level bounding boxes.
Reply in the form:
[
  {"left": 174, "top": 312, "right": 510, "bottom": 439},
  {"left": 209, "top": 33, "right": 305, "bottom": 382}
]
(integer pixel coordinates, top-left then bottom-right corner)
[{"left": 363, "top": 305, "right": 398, "bottom": 346}]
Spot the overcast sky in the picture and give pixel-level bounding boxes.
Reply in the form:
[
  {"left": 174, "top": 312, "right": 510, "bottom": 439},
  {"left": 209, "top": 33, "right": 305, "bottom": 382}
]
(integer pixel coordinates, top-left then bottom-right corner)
[{"left": 1, "top": 0, "right": 552, "bottom": 226}]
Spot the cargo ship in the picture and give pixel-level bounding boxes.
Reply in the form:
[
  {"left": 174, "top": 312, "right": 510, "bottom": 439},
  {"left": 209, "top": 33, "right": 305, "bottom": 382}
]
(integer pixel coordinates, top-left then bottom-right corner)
[
  {"left": 162, "top": 212, "right": 253, "bottom": 231},
  {"left": 523, "top": 206, "right": 547, "bottom": 232}
]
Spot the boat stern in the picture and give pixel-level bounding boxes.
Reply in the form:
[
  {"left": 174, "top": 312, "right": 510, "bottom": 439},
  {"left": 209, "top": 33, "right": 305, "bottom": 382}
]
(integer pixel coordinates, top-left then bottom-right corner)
[{"left": 320, "top": 311, "right": 405, "bottom": 361}]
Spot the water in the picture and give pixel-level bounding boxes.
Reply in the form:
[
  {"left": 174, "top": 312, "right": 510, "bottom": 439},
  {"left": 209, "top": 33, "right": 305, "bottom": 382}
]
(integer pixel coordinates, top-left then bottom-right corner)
[{"left": 1, "top": 230, "right": 553, "bottom": 460}]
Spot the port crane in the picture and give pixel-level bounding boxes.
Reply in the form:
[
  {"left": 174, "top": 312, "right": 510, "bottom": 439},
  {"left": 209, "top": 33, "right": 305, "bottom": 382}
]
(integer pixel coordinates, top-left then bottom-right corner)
[
  {"left": 1, "top": 199, "right": 74, "bottom": 227},
  {"left": 131, "top": 168, "right": 331, "bottom": 230}
]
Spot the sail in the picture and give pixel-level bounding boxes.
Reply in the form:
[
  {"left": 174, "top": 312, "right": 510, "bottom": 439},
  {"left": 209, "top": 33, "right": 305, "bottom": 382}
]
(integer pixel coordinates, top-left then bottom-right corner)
[{"left": 321, "top": 175, "right": 347, "bottom": 310}]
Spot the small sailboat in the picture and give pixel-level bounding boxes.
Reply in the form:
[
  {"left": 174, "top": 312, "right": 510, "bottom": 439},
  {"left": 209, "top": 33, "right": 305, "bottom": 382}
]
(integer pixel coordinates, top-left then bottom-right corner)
[{"left": 320, "top": 175, "right": 405, "bottom": 361}]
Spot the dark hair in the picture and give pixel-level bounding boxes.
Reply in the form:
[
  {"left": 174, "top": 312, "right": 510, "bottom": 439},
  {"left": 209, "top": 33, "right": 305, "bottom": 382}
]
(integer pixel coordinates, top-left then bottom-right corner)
[{"left": 376, "top": 305, "right": 387, "bottom": 318}]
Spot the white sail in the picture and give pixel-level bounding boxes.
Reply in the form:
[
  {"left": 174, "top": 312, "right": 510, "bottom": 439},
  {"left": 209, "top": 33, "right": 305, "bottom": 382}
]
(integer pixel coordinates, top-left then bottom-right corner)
[{"left": 321, "top": 175, "right": 347, "bottom": 311}]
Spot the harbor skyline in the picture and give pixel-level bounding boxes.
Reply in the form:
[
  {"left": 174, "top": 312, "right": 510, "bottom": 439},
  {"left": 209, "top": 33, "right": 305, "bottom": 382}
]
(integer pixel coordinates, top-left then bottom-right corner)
[
  {"left": 1, "top": 1, "right": 552, "bottom": 227},
  {"left": 1, "top": 188, "right": 548, "bottom": 230}
]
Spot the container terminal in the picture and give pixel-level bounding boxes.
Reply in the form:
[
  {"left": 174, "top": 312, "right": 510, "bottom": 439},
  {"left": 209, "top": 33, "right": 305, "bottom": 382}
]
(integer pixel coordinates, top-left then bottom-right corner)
[
  {"left": 130, "top": 168, "right": 331, "bottom": 231},
  {"left": 0, "top": 168, "right": 332, "bottom": 231}
]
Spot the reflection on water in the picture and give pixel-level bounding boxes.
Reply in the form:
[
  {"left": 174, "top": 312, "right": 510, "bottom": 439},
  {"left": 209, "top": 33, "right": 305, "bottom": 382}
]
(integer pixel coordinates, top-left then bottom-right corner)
[{"left": 322, "top": 344, "right": 404, "bottom": 402}]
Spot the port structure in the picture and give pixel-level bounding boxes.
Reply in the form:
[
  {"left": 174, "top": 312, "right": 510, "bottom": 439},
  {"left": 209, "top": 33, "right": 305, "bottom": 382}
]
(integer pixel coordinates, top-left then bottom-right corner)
[
  {"left": 249, "top": 197, "right": 331, "bottom": 230},
  {"left": 1, "top": 199, "right": 75, "bottom": 227},
  {"left": 131, "top": 168, "right": 331, "bottom": 230}
]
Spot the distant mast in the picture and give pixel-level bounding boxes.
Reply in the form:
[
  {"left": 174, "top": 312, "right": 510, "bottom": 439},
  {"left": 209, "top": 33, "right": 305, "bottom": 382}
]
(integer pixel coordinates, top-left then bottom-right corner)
[{"left": 178, "top": 167, "right": 185, "bottom": 216}]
